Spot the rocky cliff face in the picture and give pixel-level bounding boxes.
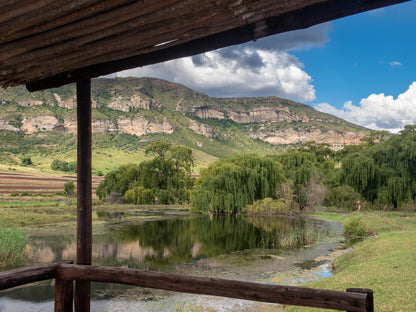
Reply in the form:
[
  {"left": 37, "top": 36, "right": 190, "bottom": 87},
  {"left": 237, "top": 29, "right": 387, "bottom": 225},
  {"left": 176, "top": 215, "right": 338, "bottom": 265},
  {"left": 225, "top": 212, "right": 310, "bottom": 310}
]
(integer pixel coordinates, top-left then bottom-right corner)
[
  {"left": 176, "top": 103, "right": 367, "bottom": 147},
  {"left": 176, "top": 104, "right": 311, "bottom": 123},
  {"left": 189, "top": 120, "right": 217, "bottom": 138},
  {"left": 14, "top": 115, "right": 175, "bottom": 136},
  {"left": 0, "top": 77, "right": 369, "bottom": 149},
  {"left": 107, "top": 94, "right": 161, "bottom": 112},
  {"left": 21, "top": 115, "right": 59, "bottom": 133},
  {"left": 250, "top": 128, "right": 364, "bottom": 149}
]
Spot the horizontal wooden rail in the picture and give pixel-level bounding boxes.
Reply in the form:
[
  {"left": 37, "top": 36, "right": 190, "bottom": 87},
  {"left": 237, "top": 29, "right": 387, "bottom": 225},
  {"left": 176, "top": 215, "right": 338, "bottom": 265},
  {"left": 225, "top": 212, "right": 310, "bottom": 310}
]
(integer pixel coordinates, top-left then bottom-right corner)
[
  {"left": 0, "top": 263, "right": 57, "bottom": 291},
  {"left": 56, "top": 263, "right": 372, "bottom": 312}
]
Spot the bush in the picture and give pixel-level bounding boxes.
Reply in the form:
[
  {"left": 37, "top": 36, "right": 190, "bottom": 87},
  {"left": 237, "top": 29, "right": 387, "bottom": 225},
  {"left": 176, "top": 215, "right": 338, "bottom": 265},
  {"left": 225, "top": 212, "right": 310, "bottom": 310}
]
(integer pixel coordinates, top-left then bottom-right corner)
[
  {"left": 51, "top": 159, "right": 77, "bottom": 173},
  {"left": 64, "top": 181, "right": 75, "bottom": 197},
  {"left": 0, "top": 226, "right": 28, "bottom": 268},
  {"left": 21, "top": 156, "right": 33, "bottom": 166},
  {"left": 343, "top": 216, "right": 369, "bottom": 238},
  {"left": 244, "top": 198, "right": 290, "bottom": 215}
]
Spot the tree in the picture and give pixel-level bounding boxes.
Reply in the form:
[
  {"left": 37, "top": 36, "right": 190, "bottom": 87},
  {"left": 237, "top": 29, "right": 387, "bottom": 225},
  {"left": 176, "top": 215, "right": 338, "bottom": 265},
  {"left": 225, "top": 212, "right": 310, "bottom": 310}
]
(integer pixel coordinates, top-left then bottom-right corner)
[
  {"left": 338, "top": 125, "right": 416, "bottom": 209},
  {"left": 191, "top": 154, "right": 284, "bottom": 213},
  {"left": 145, "top": 141, "right": 172, "bottom": 159},
  {"left": 96, "top": 163, "right": 140, "bottom": 200},
  {"left": 97, "top": 142, "right": 194, "bottom": 204},
  {"left": 51, "top": 159, "right": 76, "bottom": 173},
  {"left": 64, "top": 181, "right": 75, "bottom": 197}
]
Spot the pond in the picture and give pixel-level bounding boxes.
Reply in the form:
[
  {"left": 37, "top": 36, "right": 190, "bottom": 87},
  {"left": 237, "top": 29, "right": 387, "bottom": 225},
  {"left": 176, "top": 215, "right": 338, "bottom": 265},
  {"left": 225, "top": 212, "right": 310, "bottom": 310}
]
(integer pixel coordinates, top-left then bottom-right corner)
[{"left": 0, "top": 211, "right": 345, "bottom": 311}]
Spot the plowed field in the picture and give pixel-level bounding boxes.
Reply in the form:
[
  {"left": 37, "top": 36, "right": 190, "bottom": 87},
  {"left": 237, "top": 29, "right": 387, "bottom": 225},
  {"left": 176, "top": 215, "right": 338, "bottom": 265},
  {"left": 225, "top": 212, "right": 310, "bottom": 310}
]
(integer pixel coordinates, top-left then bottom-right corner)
[{"left": 0, "top": 171, "right": 103, "bottom": 196}]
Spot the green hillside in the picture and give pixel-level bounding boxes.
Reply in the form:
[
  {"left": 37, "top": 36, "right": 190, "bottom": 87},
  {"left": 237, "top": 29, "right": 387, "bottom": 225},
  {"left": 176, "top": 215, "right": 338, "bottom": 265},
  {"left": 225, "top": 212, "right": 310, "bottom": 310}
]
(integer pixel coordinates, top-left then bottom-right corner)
[{"left": 0, "top": 77, "right": 369, "bottom": 174}]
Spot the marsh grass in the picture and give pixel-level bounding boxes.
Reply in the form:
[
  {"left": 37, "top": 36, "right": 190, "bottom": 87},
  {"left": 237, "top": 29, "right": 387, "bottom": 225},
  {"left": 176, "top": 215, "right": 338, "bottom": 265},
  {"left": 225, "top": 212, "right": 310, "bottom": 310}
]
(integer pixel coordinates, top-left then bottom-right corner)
[{"left": 0, "top": 226, "right": 28, "bottom": 268}]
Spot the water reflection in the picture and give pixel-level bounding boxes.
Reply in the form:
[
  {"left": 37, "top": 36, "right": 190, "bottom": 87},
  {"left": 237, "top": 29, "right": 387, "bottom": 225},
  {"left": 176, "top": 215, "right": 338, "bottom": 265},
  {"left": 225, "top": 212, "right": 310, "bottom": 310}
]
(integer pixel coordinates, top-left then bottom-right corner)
[
  {"left": 1, "top": 214, "right": 319, "bottom": 307},
  {"left": 29, "top": 215, "right": 316, "bottom": 270}
]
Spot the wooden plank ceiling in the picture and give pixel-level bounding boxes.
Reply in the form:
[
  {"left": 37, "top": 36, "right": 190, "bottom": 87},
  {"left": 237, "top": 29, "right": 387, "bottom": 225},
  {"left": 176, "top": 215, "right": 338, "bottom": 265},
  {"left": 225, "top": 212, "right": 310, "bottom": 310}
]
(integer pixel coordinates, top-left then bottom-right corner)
[{"left": 0, "top": 0, "right": 409, "bottom": 91}]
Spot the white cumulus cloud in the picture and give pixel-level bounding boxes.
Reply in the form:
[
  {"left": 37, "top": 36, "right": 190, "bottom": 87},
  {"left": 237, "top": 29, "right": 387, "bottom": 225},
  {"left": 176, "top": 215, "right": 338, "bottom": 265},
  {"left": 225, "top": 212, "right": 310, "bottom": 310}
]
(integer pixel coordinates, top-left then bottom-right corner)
[
  {"left": 116, "top": 50, "right": 316, "bottom": 102},
  {"left": 112, "top": 24, "right": 332, "bottom": 101},
  {"left": 314, "top": 82, "right": 416, "bottom": 133}
]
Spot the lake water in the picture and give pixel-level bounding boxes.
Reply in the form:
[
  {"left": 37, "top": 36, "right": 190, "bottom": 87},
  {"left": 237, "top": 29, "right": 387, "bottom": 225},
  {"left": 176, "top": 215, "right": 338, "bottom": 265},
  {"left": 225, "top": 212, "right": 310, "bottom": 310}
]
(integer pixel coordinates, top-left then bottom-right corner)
[{"left": 0, "top": 212, "right": 345, "bottom": 311}]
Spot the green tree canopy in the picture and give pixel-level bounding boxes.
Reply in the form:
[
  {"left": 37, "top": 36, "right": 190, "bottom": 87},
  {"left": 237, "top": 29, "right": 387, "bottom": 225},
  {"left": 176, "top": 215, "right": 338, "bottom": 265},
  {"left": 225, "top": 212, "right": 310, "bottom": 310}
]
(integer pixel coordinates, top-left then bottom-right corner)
[
  {"left": 97, "top": 142, "right": 194, "bottom": 205},
  {"left": 191, "top": 154, "right": 284, "bottom": 213},
  {"left": 339, "top": 125, "right": 416, "bottom": 209}
]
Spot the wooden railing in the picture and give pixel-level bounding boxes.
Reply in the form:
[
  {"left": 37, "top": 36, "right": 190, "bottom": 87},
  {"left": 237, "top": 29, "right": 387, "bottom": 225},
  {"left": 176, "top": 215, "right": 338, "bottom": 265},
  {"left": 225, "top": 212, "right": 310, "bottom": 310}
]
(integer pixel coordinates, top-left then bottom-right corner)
[{"left": 0, "top": 262, "right": 373, "bottom": 312}]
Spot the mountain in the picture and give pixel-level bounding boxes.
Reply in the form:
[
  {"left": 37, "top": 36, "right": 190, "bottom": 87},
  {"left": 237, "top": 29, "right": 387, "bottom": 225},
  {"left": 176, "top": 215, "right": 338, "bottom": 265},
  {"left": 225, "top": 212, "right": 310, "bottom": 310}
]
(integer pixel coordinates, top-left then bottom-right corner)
[{"left": 0, "top": 77, "right": 369, "bottom": 172}]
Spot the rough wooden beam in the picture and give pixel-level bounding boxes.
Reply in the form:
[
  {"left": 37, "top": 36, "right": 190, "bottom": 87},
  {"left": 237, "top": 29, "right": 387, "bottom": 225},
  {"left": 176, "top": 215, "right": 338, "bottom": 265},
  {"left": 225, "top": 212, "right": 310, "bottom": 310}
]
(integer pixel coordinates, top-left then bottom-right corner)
[
  {"left": 4, "top": 2, "right": 228, "bottom": 73},
  {"left": 26, "top": 0, "right": 409, "bottom": 91},
  {"left": 0, "top": 0, "right": 180, "bottom": 59},
  {"left": 0, "top": 263, "right": 57, "bottom": 291},
  {"left": 56, "top": 264, "right": 373, "bottom": 312}
]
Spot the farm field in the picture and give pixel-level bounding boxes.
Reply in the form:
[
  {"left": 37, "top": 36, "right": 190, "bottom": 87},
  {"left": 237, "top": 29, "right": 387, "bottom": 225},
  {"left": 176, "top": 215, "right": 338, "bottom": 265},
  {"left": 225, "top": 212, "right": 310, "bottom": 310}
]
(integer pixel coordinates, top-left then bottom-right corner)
[{"left": 0, "top": 171, "right": 103, "bottom": 197}]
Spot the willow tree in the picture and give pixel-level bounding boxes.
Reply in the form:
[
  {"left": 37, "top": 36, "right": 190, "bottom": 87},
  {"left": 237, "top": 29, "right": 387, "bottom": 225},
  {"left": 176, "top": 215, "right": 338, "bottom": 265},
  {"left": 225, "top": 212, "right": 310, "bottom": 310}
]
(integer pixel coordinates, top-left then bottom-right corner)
[
  {"left": 191, "top": 154, "right": 284, "bottom": 213},
  {"left": 275, "top": 148, "right": 328, "bottom": 208},
  {"left": 339, "top": 125, "right": 416, "bottom": 209},
  {"left": 97, "top": 142, "right": 194, "bottom": 204}
]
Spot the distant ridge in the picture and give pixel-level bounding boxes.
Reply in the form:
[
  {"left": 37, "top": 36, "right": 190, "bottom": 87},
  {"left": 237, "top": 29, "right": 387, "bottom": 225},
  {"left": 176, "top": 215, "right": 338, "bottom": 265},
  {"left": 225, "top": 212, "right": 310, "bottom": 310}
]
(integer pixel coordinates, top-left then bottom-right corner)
[{"left": 0, "top": 77, "right": 369, "bottom": 171}]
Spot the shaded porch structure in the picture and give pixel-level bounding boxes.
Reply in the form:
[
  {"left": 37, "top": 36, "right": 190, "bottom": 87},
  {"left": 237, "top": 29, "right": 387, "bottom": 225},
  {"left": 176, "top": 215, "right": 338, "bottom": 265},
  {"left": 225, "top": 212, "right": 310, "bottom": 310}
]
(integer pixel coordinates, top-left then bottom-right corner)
[{"left": 0, "top": 1, "right": 409, "bottom": 311}]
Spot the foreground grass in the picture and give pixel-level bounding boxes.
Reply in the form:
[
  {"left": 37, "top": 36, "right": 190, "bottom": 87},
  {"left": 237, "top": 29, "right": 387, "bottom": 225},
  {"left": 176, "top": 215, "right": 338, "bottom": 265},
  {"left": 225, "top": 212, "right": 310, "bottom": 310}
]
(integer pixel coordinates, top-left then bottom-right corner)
[
  {"left": 0, "top": 226, "right": 28, "bottom": 268},
  {"left": 285, "top": 211, "right": 416, "bottom": 312}
]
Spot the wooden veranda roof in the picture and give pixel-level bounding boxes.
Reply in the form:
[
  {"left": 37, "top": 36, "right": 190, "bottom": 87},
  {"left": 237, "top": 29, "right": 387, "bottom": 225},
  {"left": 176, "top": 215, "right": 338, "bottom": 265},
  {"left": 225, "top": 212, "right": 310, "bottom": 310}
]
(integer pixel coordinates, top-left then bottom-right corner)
[{"left": 0, "top": 0, "right": 408, "bottom": 92}]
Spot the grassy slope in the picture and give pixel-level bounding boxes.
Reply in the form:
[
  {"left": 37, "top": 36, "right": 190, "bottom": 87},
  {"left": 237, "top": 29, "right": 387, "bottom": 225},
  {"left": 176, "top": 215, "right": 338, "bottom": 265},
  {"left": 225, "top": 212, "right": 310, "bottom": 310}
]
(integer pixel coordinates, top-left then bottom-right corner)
[
  {"left": 285, "top": 212, "right": 416, "bottom": 312},
  {"left": 0, "top": 77, "right": 369, "bottom": 174}
]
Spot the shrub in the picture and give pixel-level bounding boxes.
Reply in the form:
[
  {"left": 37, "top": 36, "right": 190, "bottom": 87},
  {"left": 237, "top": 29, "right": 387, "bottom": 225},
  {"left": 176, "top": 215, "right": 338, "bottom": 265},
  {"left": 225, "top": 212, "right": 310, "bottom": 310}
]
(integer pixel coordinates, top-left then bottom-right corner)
[
  {"left": 64, "top": 181, "right": 75, "bottom": 197},
  {"left": 343, "top": 216, "right": 369, "bottom": 238},
  {"left": 244, "top": 198, "right": 290, "bottom": 215},
  {"left": 21, "top": 156, "right": 33, "bottom": 166},
  {"left": 51, "top": 159, "right": 77, "bottom": 173}
]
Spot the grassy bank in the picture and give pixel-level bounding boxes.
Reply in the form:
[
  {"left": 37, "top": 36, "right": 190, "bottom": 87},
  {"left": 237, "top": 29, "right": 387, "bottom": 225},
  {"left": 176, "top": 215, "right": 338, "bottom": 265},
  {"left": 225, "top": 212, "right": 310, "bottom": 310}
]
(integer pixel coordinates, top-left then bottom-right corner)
[
  {"left": 0, "top": 198, "right": 78, "bottom": 227},
  {"left": 0, "top": 198, "right": 190, "bottom": 227},
  {"left": 285, "top": 211, "right": 416, "bottom": 312}
]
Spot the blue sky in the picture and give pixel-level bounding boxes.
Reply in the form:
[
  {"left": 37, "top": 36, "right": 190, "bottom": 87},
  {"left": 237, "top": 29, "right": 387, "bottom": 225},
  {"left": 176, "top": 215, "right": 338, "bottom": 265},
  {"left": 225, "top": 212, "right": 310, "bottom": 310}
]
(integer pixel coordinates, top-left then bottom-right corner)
[
  {"left": 294, "top": 2, "right": 416, "bottom": 108},
  {"left": 115, "top": 1, "right": 416, "bottom": 133}
]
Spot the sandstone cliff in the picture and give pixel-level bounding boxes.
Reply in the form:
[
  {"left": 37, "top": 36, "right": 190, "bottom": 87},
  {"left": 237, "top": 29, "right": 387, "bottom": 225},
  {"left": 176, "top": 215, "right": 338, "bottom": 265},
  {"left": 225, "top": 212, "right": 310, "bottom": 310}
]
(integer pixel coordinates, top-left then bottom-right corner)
[{"left": 0, "top": 77, "right": 369, "bottom": 150}]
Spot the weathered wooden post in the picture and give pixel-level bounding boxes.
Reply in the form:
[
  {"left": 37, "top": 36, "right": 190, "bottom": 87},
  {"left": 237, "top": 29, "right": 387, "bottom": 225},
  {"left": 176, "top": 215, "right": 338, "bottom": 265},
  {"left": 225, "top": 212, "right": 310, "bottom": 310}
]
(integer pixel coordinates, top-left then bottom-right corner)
[
  {"left": 346, "top": 288, "right": 374, "bottom": 312},
  {"left": 55, "top": 261, "right": 74, "bottom": 312},
  {"left": 55, "top": 278, "right": 74, "bottom": 312},
  {"left": 75, "top": 80, "right": 92, "bottom": 312}
]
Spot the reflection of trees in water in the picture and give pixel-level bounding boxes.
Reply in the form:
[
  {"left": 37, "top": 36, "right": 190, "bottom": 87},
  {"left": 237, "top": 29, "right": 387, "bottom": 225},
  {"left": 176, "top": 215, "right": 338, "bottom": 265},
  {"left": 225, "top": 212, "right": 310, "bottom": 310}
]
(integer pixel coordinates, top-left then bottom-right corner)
[
  {"left": 28, "top": 215, "right": 318, "bottom": 270},
  {"left": 102, "top": 219, "right": 196, "bottom": 269},
  {"left": 28, "top": 234, "right": 75, "bottom": 263},
  {"left": 194, "top": 215, "right": 317, "bottom": 255},
  {"left": 12, "top": 215, "right": 318, "bottom": 302},
  {"left": 106, "top": 215, "right": 318, "bottom": 268}
]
